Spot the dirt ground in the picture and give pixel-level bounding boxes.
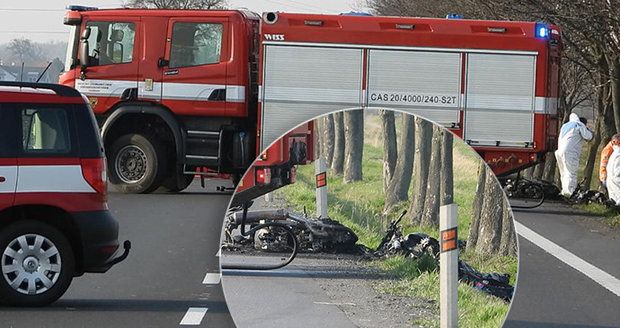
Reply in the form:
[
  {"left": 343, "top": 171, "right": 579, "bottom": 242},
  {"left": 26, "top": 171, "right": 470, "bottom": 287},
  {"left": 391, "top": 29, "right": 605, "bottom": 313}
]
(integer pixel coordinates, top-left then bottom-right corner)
[
  {"left": 224, "top": 194, "right": 436, "bottom": 327},
  {"left": 297, "top": 254, "right": 434, "bottom": 328}
]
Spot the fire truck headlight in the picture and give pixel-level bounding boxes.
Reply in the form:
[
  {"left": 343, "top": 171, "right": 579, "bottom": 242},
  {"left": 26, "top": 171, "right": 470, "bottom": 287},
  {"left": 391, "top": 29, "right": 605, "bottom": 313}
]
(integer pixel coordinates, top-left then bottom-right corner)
[{"left": 535, "top": 23, "right": 550, "bottom": 39}]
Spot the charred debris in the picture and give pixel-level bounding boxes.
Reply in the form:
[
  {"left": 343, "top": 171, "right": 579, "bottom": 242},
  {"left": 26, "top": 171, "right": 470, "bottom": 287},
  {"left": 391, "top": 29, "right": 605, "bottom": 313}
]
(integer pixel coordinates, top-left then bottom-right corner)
[{"left": 223, "top": 208, "right": 514, "bottom": 301}]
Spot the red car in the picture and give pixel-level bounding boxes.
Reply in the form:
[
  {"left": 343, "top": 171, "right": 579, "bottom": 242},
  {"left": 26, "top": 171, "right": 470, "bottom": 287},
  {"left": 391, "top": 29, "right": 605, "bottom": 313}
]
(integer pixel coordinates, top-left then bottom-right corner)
[{"left": 0, "top": 82, "right": 129, "bottom": 306}]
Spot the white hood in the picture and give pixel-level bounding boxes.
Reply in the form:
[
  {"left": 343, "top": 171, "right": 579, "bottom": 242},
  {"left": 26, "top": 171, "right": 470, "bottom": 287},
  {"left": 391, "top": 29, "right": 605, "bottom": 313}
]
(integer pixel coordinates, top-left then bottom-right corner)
[{"left": 569, "top": 113, "right": 580, "bottom": 123}]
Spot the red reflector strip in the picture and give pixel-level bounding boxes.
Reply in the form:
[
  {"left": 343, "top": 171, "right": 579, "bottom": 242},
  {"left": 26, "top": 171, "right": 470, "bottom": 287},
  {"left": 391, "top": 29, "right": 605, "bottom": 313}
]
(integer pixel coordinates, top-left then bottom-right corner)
[
  {"left": 316, "top": 172, "right": 327, "bottom": 188},
  {"left": 440, "top": 227, "right": 458, "bottom": 253}
]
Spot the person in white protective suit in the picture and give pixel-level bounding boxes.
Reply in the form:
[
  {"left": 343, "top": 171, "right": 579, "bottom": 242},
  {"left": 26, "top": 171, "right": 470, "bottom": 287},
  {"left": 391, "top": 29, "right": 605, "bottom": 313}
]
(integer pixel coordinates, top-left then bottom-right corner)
[
  {"left": 555, "top": 113, "right": 593, "bottom": 197},
  {"left": 606, "top": 144, "right": 620, "bottom": 205}
]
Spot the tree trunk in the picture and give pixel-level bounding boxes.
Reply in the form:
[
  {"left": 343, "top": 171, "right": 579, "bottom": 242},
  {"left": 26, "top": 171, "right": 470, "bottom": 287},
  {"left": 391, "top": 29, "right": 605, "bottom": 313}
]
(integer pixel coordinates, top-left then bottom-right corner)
[
  {"left": 344, "top": 110, "right": 364, "bottom": 183},
  {"left": 583, "top": 118, "right": 602, "bottom": 189},
  {"left": 323, "top": 114, "right": 335, "bottom": 167},
  {"left": 474, "top": 167, "right": 505, "bottom": 254},
  {"left": 384, "top": 114, "right": 415, "bottom": 210},
  {"left": 409, "top": 118, "right": 432, "bottom": 225},
  {"left": 420, "top": 125, "right": 442, "bottom": 228},
  {"left": 542, "top": 152, "right": 557, "bottom": 182},
  {"left": 331, "top": 112, "right": 345, "bottom": 175},
  {"left": 533, "top": 162, "right": 544, "bottom": 180},
  {"left": 381, "top": 110, "right": 398, "bottom": 194},
  {"left": 440, "top": 130, "right": 453, "bottom": 205},
  {"left": 315, "top": 117, "right": 323, "bottom": 160},
  {"left": 499, "top": 198, "right": 517, "bottom": 257},
  {"left": 610, "top": 58, "right": 620, "bottom": 133},
  {"left": 467, "top": 162, "right": 486, "bottom": 252}
]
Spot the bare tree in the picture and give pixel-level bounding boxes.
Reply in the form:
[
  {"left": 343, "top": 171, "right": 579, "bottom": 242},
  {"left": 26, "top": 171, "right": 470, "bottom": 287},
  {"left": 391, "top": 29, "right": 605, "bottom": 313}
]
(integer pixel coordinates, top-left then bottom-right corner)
[
  {"left": 468, "top": 163, "right": 516, "bottom": 256},
  {"left": 384, "top": 114, "right": 415, "bottom": 210},
  {"left": 467, "top": 161, "right": 487, "bottom": 251},
  {"left": 420, "top": 125, "right": 443, "bottom": 228},
  {"left": 499, "top": 199, "right": 517, "bottom": 256},
  {"left": 331, "top": 112, "right": 346, "bottom": 175},
  {"left": 7, "top": 38, "right": 44, "bottom": 65},
  {"left": 124, "top": 0, "right": 226, "bottom": 9},
  {"left": 381, "top": 110, "right": 398, "bottom": 193},
  {"left": 322, "top": 115, "right": 335, "bottom": 167},
  {"left": 472, "top": 166, "right": 505, "bottom": 254},
  {"left": 344, "top": 110, "right": 364, "bottom": 183},
  {"left": 409, "top": 117, "right": 432, "bottom": 225}
]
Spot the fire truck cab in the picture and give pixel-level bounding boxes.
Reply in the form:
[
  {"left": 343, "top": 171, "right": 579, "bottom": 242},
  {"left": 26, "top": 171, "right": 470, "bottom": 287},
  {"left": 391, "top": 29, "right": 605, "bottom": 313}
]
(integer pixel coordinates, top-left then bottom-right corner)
[{"left": 61, "top": 7, "right": 263, "bottom": 193}]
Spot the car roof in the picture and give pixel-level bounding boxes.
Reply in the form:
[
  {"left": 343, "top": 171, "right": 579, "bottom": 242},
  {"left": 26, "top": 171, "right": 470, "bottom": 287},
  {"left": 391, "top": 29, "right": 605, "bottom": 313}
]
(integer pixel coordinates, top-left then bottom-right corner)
[{"left": 0, "top": 82, "right": 85, "bottom": 105}]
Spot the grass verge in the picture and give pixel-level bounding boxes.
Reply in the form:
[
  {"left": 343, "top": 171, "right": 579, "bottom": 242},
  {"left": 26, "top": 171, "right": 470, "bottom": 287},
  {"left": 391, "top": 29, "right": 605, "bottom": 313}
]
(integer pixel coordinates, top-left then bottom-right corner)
[
  {"left": 575, "top": 203, "right": 620, "bottom": 228},
  {"left": 277, "top": 138, "right": 517, "bottom": 327}
]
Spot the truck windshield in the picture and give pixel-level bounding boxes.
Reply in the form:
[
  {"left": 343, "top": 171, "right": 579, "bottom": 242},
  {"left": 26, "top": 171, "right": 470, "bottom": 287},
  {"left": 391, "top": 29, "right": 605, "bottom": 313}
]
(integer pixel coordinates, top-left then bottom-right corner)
[{"left": 64, "top": 25, "right": 79, "bottom": 72}]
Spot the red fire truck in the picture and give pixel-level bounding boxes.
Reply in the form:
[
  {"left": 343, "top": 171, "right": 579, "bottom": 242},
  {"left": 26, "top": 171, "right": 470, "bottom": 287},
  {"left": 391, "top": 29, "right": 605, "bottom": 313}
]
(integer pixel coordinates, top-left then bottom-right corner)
[{"left": 59, "top": 7, "right": 560, "bottom": 195}]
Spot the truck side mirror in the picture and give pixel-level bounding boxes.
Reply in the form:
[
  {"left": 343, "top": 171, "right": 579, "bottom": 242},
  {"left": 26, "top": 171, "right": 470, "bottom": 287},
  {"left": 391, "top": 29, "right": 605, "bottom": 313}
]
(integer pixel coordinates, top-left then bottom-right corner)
[
  {"left": 79, "top": 40, "right": 90, "bottom": 70},
  {"left": 79, "top": 27, "right": 91, "bottom": 70}
]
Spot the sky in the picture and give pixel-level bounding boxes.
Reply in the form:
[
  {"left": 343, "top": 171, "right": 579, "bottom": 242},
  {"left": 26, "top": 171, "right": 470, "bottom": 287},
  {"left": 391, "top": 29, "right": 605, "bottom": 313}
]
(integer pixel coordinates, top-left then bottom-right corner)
[{"left": 0, "top": 0, "right": 367, "bottom": 43}]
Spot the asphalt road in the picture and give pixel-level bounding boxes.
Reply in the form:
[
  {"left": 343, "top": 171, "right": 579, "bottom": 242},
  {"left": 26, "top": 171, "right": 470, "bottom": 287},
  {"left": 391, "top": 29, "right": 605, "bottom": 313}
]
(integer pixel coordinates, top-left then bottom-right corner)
[
  {"left": 1, "top": 179, "right": 236, "bottom": 328},
  {"left": 504, "top": 201, "right": 620, "bottom": 328}
]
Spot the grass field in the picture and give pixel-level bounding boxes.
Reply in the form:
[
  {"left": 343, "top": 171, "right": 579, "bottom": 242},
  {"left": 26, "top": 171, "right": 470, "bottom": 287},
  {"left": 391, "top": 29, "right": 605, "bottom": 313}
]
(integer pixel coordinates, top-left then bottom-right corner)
[{"left": 277, "top": 115, "right": 517, "bottom": 328}]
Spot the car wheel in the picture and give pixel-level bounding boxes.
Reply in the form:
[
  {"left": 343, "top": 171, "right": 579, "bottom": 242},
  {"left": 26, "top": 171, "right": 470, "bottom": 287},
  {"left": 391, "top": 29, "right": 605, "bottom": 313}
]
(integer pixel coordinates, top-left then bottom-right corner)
[
  {"left": 0, "top": 220, "right": 75, "bottom": 307},
  {"left": 108, "top": 133, "right": 167, "bottom": 194}
]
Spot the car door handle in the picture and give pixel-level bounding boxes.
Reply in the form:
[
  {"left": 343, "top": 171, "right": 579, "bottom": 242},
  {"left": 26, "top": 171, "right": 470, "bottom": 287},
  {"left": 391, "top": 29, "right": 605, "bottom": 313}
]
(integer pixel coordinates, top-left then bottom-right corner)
[{"left": 0, "top": 176, "right": 5, "bottom": 183}]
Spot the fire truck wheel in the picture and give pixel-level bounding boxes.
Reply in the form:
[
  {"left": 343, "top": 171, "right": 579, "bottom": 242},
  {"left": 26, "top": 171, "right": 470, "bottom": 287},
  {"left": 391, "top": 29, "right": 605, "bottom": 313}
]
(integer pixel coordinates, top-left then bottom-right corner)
[
  {"left": 108, "top": 133, "right": 168, "bottom": 194},
  {"left": 161, "top": 173, "right": 195, "bottom": 192},
  {"left": 0, "top": 220, "right": 75, "bottom": 307}
]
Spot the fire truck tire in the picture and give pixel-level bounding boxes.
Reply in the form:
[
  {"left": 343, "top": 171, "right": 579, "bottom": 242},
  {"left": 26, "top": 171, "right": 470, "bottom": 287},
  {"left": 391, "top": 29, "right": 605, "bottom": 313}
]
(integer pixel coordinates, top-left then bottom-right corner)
[
  {"left": 0, "top": 220, "right": 75, "bottom": 307},
  {"left": 161, "top": 173, "right": 195, "bottom": 192},
  {"left": 108, "top": 133, "right": 168, "bottom": 194}
]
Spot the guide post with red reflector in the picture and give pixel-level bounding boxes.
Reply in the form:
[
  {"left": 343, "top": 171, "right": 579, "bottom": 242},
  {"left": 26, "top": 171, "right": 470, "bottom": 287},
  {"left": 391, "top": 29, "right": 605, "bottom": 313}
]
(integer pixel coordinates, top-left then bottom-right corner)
[
  {"left": 315, "top": 158, "right": 328, "bottom": 218},
  {"left": 440, "top": 203, "right": 458, "bottom": 328}
]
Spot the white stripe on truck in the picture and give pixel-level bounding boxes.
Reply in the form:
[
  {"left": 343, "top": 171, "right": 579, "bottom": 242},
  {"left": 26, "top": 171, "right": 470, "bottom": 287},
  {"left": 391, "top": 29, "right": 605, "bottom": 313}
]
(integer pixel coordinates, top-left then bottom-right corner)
[{"left": 76, "top": 79, "right": 245, "bottom": 103}]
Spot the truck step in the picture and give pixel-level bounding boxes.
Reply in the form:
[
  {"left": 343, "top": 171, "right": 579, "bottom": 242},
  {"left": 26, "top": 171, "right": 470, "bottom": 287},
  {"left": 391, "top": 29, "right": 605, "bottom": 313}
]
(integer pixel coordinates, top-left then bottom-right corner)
[{"left": 185, "top": 130, "right": 222, "bottom": 167}]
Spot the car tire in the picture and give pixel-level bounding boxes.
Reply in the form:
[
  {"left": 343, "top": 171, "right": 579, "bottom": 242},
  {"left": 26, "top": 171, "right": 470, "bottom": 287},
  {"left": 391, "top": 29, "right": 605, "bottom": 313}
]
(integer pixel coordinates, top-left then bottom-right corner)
[
  {"left": 0, "top": 220, "right": 75, "bottom": 307},
  {"left": 108, "top": 133, "right": 167, "bottom": 194}
]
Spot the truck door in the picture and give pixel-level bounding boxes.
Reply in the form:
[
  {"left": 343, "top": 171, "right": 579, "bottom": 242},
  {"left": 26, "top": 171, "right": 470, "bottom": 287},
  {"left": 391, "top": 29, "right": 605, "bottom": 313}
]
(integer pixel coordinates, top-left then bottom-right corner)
[
  {"left": 160, "top": 17, "right": 230, "bottom": 116},
  {"left": 0, "top": 106, "right": 17, "bottom": 210},
  {"left": 75, "top": 18, "right": 140, "bottom": 113}
]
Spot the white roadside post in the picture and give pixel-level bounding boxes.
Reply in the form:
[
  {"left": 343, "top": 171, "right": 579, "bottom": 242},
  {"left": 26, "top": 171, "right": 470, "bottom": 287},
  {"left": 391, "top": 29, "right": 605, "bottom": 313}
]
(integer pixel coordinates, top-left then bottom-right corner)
[
  {"left": 440, "top": 203, "right": 459, "bottom": 328},
  {"left": 315, "top": 158, "right": 328, "bottom": 218}
]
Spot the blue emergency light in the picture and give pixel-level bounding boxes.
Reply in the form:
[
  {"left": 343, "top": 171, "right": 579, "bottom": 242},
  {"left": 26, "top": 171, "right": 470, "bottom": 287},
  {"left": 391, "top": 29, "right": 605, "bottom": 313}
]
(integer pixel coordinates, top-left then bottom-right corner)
[
  {"left": 535, "top": 22, "right": 550, "bottom": 38},
  {"left": 66, "top": 5, "right": 99, "bottom": 11},
  {"left": 446, "top": 14, "right": 463, "bottom": 19}
]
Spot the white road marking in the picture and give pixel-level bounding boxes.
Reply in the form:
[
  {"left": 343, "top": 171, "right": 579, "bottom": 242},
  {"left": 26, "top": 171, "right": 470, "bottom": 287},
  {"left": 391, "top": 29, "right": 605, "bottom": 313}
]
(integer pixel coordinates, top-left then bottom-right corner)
[
  {"left": 203, "top": 272, "right": 221, "bottom": 285},
  {"left": 180, "top": 307, "right": 208, "bottom": 326},
  {"left": 314, "top": 301, "right": 356, "bottom": 306},
  {"left": 516, "top": 221, "right": 620, "bottom": 297}
]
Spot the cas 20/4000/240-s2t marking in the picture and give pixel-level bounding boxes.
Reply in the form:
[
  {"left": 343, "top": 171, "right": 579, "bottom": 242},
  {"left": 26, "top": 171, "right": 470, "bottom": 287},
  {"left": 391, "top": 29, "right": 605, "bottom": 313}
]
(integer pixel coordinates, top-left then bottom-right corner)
[{"left": 370, "top": 93, "right": 458, "bottom": 105}]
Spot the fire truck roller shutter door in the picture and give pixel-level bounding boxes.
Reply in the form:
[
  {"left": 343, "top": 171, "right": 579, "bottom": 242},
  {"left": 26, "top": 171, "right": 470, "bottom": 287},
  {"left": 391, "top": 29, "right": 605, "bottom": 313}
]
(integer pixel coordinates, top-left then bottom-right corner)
[
  {"left": 464, "top": 53, "right": 536, "bottom": 147},
  {"left": 261, "top": 46, "right": 363, "bottom": 150},
  {"left": 367, "top": 50, "right": 461, "bottom": 126}
]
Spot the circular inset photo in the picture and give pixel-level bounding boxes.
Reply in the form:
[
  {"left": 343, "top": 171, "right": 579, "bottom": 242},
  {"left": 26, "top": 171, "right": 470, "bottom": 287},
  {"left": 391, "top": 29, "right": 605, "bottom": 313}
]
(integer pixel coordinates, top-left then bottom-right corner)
[{"left": 220, "top": 110, "right": 518, "bottom": 328}]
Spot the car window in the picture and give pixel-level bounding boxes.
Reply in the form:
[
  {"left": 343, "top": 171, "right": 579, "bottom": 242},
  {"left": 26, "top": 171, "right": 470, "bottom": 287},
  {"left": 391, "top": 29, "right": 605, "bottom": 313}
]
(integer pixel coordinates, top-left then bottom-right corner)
[
  {"left": 170, "top": 22, "right": 223, "bottom": 68},
  {"left": 0, "top": 108, "right": 16, "bottom": 157},
  {"left": 21, "top": 108, "right": 72, "bottom": 154},
  {"left": 85, "top": 21, "right": 135, "bottom": 66}
]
